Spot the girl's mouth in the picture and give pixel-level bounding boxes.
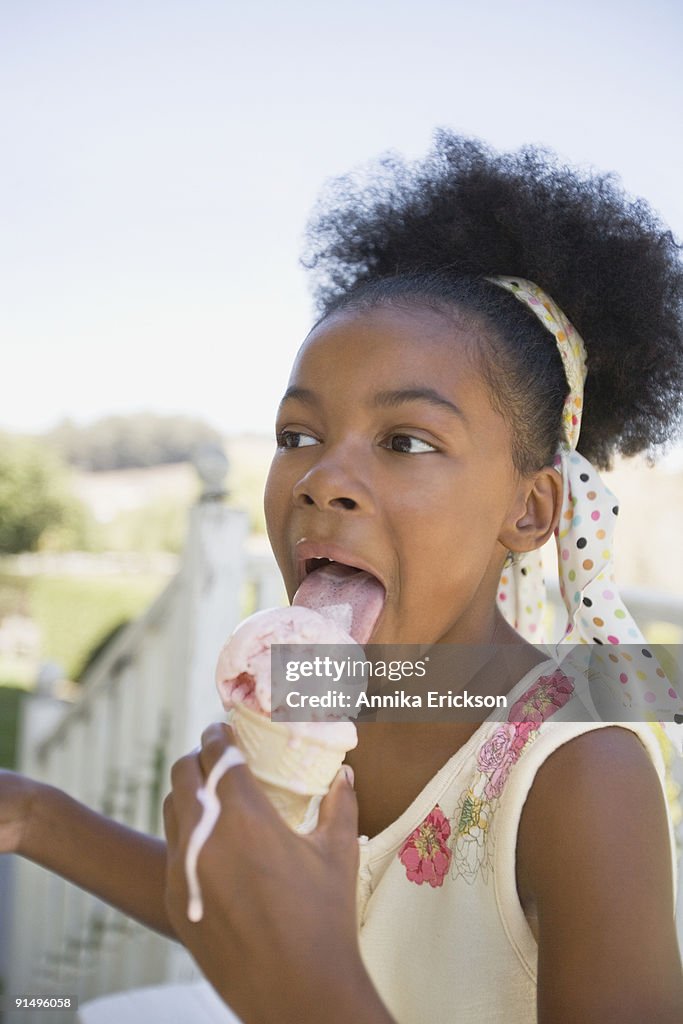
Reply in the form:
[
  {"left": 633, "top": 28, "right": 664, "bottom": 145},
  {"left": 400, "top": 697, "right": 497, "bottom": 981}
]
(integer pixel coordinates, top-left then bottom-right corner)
[
  {"left": 293, "top": 551, "right": 386, "bottom": 644},
  {"left": 304, "top": 557, "right": 363, "bottom": 578}
]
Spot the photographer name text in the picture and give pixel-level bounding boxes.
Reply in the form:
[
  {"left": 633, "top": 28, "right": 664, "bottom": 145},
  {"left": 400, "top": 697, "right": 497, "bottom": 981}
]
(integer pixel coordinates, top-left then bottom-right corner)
[{"left": 284, "top": 690, "right": 508, "bottom": 710}]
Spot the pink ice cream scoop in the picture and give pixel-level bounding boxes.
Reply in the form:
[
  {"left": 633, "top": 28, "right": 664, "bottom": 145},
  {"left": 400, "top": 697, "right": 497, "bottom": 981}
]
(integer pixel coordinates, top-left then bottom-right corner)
[
  {"left": 216, "top": 603, "right": 361, "bottom": 746},
  {"left": 217, "top": 561, "right": 385, "bottom": 739}
]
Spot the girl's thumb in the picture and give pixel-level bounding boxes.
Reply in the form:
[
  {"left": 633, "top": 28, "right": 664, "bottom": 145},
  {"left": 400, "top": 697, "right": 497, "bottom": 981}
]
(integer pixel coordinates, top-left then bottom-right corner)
[{"left": 315, "top": 765, "right": 358, "bottom": 838}]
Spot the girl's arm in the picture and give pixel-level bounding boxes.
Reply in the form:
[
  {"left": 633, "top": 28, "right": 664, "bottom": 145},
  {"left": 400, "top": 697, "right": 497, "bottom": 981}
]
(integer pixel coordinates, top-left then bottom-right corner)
[
  {"left": 0, "top": 770, "right": 175, "bottom": 938},
  {"left": 164, "top": 723, "right": 396, "bottom": 1024},
  {"left": 517, "top": 727, "right": 683, "bottom": 1024}
]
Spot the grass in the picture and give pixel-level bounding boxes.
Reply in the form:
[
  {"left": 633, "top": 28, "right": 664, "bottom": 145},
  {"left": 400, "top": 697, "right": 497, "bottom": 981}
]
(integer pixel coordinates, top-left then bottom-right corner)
[
  {"left": 0, "top": 572, "right": 167, "bottom": 683},
  {"left": 0, "top": 686, "right": 24, "bottom": 768}
]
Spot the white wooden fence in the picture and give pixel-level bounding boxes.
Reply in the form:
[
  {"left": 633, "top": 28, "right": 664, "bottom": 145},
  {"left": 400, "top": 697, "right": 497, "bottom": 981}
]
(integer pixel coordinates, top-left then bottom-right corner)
[
  {"left": 6, "top": 497, "right": 285, "bottom": 1022},
  {"left": 4, "top": 491, "right": 683, "bottom": 1022}
]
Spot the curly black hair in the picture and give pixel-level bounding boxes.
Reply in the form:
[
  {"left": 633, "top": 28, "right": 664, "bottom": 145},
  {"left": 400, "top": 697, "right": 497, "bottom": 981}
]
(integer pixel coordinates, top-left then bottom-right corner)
[{"left": 302, "top": 134, "right": 683, "bottom": 472}]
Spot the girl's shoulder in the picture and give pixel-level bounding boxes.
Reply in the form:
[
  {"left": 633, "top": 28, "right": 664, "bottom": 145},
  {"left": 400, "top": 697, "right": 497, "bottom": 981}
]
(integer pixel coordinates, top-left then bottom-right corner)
[
  {"left": 514, "top": 720, "right": 671, "bottom": 877},
  {"left": 512, "top": 724, "right": 682, "bottom": 1020}
]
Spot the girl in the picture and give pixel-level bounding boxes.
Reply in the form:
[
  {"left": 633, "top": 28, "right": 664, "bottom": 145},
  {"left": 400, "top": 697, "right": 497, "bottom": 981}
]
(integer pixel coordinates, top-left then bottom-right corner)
[{"left": 3, "top": 135, "right": 683, "bottom": 1023}]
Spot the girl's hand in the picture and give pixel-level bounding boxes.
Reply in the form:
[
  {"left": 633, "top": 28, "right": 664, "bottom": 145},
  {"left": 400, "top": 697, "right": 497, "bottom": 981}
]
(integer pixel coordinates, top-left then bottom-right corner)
[
  {"left": 163, "top": 723, "right": 395, "bottom": 1024},
  {"left": 0, "top": 769, "right": 38, "bottom": 855}
]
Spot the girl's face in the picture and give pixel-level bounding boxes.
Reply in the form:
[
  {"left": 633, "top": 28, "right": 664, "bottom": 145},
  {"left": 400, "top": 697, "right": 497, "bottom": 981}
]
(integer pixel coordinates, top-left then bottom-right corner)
[{"left": 264, "top": 304, "right": 532, "bottom": 646}]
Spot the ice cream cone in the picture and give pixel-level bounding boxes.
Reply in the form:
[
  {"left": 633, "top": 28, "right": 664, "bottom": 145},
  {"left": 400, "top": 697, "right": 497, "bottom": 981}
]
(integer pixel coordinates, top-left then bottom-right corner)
[
  {"left": 230, "top": 703, "right": 353, "bottom": 829},
  {"left": 256, "top": 781, "right": 317, "bottom": 831}
]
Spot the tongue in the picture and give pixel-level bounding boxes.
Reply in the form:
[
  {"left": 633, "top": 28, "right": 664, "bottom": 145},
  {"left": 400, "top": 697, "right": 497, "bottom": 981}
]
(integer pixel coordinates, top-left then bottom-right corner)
[{"left": 293, "top": 563, "right": 385, "bottom": 644}]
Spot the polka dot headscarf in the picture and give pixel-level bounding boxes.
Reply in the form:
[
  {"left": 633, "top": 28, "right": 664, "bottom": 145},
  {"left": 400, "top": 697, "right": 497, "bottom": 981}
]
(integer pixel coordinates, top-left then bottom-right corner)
[{"left": 490, "top": 276, "right": 683, "bottom": 751}]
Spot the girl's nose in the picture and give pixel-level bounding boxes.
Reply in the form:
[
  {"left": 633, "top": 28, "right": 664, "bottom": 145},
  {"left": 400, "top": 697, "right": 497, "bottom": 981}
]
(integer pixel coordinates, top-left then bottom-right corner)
[{"left": 293, "top": 452, "right": 374, "bottom": 513}]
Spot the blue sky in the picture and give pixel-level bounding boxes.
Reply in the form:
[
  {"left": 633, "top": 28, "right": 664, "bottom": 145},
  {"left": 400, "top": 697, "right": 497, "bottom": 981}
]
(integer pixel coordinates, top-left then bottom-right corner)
[{"left": 2, "top": 0, "right": 681, "bottom": 437}]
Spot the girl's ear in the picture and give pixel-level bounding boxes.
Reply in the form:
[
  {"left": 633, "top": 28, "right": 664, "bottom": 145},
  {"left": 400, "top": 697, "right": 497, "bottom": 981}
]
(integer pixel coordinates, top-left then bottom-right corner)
[{"left": 499, "top": 466, "right": 563, "bottom": 555}]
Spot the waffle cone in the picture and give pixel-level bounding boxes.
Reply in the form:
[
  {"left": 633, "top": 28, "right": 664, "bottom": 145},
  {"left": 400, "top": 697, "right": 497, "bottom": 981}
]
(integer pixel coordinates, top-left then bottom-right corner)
[
  {"left": 256, "top": 781, "right": 317, "bottom": 830},
  {"left": 230, "top": 703, "right": 353, "bottom": 828}
]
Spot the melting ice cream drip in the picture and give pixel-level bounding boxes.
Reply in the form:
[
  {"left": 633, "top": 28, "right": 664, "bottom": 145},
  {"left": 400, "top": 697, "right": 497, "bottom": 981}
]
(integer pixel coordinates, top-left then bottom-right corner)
[{"left": 185, "top": 745, "right": 246, "bottom": 923}]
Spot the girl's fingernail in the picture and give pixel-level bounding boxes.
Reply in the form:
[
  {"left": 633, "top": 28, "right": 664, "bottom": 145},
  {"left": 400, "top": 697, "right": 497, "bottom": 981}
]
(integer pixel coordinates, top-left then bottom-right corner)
[{"left": 342, "top": 765, "right": 355, "bottom": 787}]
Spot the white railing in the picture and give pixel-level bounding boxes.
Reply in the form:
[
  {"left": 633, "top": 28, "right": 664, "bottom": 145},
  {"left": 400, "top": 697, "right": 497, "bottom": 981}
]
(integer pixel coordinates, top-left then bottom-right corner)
[
  {"left": 5, "top": 507, "right": 682, "bottom": 1021},
  {"left": 7, "top": 499, "right": 285, "bottom": 1020}
]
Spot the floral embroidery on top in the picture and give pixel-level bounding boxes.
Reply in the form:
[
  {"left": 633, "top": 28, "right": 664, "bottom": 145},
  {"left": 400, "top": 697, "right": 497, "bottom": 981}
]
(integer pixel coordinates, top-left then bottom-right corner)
[
  {"left": 476, "top": 721, "right": 538, "bottom": 800},
  {"left": 508, "top": 668, "right": 574, "bottom": 724},
  {"left": 398, "top": 805, "right": 451, "bottom": 887},
  {"left": 449, "top": 669, "right": 575, "bottom": 885},
  {"left": 451, "top": 785, "right": 491, "bottom": 883}
]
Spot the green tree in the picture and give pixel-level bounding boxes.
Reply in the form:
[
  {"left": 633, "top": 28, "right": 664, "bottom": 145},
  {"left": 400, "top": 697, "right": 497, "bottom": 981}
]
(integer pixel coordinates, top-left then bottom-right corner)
[
  {"left": 45, "top": 413, "right": 224, "bottom": 470},
  {"left": 0, "top": 434, "right": 93, "bottom": 553}
]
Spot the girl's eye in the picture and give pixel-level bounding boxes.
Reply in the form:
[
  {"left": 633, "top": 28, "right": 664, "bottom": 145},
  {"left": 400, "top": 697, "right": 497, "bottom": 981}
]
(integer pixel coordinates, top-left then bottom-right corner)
[
  {"left": 277, "top": 430, "right": 319, "bottom": 449},
  {"left": 385, "top": 434, "right": 438, "bottom": 454}
]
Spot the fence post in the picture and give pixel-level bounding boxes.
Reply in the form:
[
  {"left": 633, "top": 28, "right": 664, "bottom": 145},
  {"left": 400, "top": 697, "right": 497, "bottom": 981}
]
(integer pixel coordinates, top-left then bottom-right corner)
[{"left": 167, "top": 499, "right": 250, "bottom": 765}]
